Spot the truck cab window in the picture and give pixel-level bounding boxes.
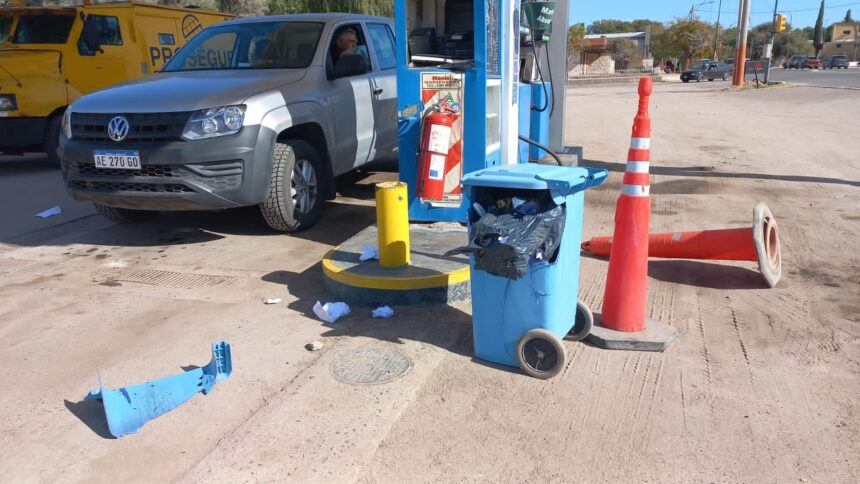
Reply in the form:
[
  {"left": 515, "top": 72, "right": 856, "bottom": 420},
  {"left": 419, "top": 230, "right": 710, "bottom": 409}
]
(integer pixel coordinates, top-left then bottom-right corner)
[
  {"left": 12, "top": 14, "right": 75, "bottom": 44},
  {"left": 78, "top": 15, "right": 123, "bottom": 55},
  {"left": 0, "top": 17, "right": 11, "bottom": 45}
]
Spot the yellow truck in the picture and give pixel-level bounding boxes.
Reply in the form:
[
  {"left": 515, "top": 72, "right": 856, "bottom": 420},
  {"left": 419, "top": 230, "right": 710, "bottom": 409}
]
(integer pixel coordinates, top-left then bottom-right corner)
[{"left": 0, "top": 1, "right": 232, "bottom": 163}]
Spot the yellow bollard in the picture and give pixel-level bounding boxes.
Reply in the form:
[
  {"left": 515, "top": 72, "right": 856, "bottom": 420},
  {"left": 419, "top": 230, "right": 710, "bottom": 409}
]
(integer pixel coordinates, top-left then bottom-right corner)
[{"left": 375, "top": 181, "right": 410, "bottom": 268}]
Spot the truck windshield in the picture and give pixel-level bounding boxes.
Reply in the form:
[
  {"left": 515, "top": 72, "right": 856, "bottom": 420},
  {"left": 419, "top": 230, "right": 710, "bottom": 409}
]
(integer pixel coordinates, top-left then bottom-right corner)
[
  {"left": 0, "top": 17, "right": 12, "bottom": 45},
  {"left": 12, "top": 14, "right": 75, "bottom": 44},
  {"left": 163, "top": 21, "right": 324, "bottom": 72}
]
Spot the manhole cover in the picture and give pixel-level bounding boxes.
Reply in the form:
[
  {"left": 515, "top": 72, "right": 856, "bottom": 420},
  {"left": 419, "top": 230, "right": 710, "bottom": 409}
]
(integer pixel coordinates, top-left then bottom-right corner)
[{"left": 330, "top": 347, "right": 413, "bottom": 385}]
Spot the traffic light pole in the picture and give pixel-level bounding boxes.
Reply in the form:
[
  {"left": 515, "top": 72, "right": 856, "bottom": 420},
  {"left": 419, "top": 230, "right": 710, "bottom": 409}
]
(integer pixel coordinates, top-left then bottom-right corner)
[
  {"left": 732, "top": 0, "right": 751, "bottom": 86},
  {"left": 764, "top": 0, "right": 779, "bottom": 85}
]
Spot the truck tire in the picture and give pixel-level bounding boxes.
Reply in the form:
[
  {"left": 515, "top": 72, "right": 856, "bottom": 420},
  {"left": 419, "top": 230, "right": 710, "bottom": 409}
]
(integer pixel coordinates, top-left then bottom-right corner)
[
  {"left": 44, "top": 114, "right": 62, "bottom": 167},
  {"left": 260, "top": 139, "right": 324, "bottom": 232},
  {"left": 94, "top": 203, "right": 159, "bottom": 224}
]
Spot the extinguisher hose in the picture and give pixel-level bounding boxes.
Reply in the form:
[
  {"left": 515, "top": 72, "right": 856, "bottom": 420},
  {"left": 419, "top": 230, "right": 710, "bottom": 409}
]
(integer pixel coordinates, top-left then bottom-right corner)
[
  {"left": 517, "top": 135, "right": 563, "bottom": 166},
  {"left": 530, "top": 41, "right": 549, "bottom": 113}
]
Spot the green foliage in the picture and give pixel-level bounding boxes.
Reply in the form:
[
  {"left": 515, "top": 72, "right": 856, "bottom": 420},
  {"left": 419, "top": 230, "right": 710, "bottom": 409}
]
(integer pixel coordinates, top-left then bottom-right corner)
[
  {"left": 813, "top": 0, "right": 825, "bottom": 51},
  {"left": 665, "top": 18, "right": 713, "bottom": 68},
  {"left": 567, "top": 23, "right": 585, "bottom": 52},
  {"left": 607, "top": 38, "right": 640, "bottom": 69}
]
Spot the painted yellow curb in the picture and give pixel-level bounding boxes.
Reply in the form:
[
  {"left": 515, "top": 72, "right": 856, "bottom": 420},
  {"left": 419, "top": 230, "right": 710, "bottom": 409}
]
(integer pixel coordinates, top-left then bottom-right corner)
[{"left": 322, "top": 247, "right": 470, "bottom": 291}]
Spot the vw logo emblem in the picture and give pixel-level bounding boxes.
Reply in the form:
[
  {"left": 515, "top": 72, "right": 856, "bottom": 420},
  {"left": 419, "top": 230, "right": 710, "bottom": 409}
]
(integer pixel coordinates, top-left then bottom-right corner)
[{"left": 107, "top": 116, "right": 130, "bottom": 142}]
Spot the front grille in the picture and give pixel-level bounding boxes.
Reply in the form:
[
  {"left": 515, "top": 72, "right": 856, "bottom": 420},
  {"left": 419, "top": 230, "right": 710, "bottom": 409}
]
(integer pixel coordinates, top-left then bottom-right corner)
[
  {"left": 75, "top": 163, "right": 177, "bottom": 177},
  {"left": 71, "top": 112, "right": 191, "bottom": 143},
  {"left": 70, "top": 160, "right": 243, "bottom": 191},
  {"left": 70, "top": 180, "right": 195, "bottom": 193}
]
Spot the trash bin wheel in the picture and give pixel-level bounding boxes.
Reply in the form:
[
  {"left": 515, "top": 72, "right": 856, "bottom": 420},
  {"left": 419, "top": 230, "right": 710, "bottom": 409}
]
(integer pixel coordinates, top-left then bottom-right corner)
[
  {"left": 516, "top": 329, "right": 566, "bottom": 380},
  {"left": 566, "top": 300, "right": 594, "bottom": 341}
]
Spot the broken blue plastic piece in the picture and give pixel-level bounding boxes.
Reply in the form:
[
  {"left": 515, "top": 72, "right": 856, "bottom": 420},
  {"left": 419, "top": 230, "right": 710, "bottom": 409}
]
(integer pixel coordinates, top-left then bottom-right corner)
[{"left": 84, "top": 341, "right": 232, "bottom": 438}]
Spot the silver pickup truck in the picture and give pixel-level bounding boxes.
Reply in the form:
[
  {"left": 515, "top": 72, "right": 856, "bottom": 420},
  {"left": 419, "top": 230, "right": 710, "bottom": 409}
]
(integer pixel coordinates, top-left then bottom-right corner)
[{"left": 59, "top": 13, "right": 397, "bottom": 232}]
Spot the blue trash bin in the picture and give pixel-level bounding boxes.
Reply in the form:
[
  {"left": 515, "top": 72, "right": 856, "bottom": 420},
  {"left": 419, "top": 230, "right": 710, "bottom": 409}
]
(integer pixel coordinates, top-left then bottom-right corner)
[{"left": 460, "top": 164, "right": 607, "bottom": 379}]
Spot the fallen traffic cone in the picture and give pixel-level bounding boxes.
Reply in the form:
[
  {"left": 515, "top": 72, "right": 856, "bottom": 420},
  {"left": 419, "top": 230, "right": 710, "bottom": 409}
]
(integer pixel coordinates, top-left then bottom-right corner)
[
  {"left": 601, "top": 77, "right": 652, "bottom": 333},
  {"left": 581, "top": 202, "right": 782, "bottom": 288}
]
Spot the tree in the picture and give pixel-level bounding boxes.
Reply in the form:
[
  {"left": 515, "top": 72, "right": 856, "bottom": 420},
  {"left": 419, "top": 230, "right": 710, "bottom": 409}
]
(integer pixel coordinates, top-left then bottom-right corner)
[
  {"left": 665, "top": 18, "right": 713, "bottom": 69},
  {"left": 607, "top": 38, "right": 641, "bottom": 69},
  {"left": 846, "top": 9, "right": 854, "bottom": 22},
  {"left": 813, "top": 0, "right": 825, "bottom": 56},
  {"left": 267, "top": 0, "right": 393, "bottom": 17},
  {"left": 567, "top": 23, "right": 585, "bottom": 66},
  {"left": 586, "top": 19, "right": 632, "bottom": 35}
]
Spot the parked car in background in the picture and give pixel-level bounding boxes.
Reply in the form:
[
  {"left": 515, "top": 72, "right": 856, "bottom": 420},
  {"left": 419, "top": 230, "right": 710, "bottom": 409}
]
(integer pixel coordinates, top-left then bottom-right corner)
[
  {"left": 802, "top": 56, "right": 822, "bottom": 69},
  {"left": 681, "top": 61, "right": 733, "bottom": 82},
  {"left": 785, "top": 55, "right": 806, "bottom": 68},
  {"left": 823, "top": 55, "right": 849, "bottom": 69},
  {"left": 0, "top": 2, "right": 232, "bottom": 164},
  {"left": 60, "top": 14, "right": 399, "bottom": 233}
]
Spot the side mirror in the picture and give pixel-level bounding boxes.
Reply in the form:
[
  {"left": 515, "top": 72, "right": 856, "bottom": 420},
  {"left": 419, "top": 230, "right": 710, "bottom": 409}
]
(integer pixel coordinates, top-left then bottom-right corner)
[{"left": 328, "top": 51, "right": 368, "bottom": 80}]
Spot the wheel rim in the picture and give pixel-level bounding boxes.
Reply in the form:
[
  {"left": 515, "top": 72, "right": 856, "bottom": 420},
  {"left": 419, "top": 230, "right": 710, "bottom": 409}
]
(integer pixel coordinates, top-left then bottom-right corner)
[
  {"left": 291, "top": 159, "right": 318, "bottom": 215},
  {"left": 521, "top": 337, "right": 559, "bottom": 373}
]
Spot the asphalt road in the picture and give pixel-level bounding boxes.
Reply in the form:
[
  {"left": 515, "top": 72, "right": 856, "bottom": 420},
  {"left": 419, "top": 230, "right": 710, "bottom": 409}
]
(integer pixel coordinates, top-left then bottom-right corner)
[
  {"left": 767, "top": 66, "right": 860, "bottom": 89},
  {"left": 0, "top": 154, "right": 95, "bottom": 239}
]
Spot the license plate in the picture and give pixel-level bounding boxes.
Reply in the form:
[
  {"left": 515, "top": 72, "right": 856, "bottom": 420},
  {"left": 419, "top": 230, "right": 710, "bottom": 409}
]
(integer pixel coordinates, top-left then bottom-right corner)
[{"left": 94, "top": 150, "right": 141, "bottom": 170}]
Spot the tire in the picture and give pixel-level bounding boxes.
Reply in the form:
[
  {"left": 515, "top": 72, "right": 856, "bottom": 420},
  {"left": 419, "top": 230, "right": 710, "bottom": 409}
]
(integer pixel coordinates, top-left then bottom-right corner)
[
  {"left": 94, "top": 203, "right": 159, "bottom": 224},
  {"left": 696, "top": 74, "right": 702, "bottom": 82},
  {"left": 722, "top": 72, "right": 730, "bottom": 81},
  {"left": 43, "top": 114, "right": 62, "bottom": 167},
  {"left": 682, "top": 79, "right": 689, "bottom": 83},
  {"left": 260, "top": 139, "right": 324, "bottom": 232},
  {"left": 516, "top": 328, "right": 566, "bottom": 380},
  {"left": 566, "top": 300, "right": 594, "bottom": 342}
]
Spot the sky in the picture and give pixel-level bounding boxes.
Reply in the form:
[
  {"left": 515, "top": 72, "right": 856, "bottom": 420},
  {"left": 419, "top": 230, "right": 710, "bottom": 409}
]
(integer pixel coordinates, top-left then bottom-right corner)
[{"left": 568, "top": 0, "right": 860, "bottom": 29}]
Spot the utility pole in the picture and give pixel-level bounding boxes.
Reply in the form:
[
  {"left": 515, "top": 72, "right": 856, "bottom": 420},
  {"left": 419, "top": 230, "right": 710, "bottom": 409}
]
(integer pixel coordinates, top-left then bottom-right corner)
[
  {"left": 712, "top": 0, "right": 723, "bottom": 61},
  {"left": 732, "top": 0, "right": 751, "bottom": 86},
  {"left": 764, "top": 0, "right": 779, "bottom": 84}
]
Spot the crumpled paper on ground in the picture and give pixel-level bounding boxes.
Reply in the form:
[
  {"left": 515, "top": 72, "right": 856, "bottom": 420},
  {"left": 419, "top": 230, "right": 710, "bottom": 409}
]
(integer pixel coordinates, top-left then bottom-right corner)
[
  {"left": 313, "top": 301, "right": 350, "bottom": 323},
  {"left": 36, "top": 205, "right": 62, "bottom": 218},
  {"left": 371, "top": 306, "right": 394, "bottom": 319},
  {"left": 359, "top": 245, "right": 379, "bottom": 261}
]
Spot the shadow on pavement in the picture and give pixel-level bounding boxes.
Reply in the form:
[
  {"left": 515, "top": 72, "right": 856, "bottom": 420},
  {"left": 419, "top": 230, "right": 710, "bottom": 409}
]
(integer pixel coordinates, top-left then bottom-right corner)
[
  {"left": 583, "top": 158, "right": 860, "bottom": 188},
  {"left": 64, "top": 399, "right": 115, "bottom": 440},
  {"left": 0, "top": 154, "right": 57, "bottom": 175},
  {"left": 648, "top": 259, "right": 769, "bottom": 290},
  {"left": 263, "top": 262, "right": 474, "bottom": 358}
]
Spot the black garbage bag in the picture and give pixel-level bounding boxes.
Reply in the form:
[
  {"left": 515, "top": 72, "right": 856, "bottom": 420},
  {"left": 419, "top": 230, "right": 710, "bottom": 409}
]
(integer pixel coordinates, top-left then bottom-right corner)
[{"left": 449, "top": 204, "right": 566, "bottom": 280}]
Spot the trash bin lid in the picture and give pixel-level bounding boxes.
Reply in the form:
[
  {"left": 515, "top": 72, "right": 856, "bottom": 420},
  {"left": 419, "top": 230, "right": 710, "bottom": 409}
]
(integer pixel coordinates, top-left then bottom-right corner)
[{"left": 461, "top": 164, "right": 607, "bottom": 204}]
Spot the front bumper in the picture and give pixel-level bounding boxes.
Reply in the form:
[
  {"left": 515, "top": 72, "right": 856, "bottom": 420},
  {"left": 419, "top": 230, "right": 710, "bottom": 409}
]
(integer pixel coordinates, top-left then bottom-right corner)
[
  {"left": 0, "top": 116, "right": 46, "bottom": 152},
  {"left": 59, "top": 125, "right": 276, "bottom": 211}
]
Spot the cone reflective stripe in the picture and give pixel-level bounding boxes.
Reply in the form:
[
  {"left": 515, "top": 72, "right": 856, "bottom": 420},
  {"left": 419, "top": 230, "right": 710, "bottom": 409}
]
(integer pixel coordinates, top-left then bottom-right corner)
[
  {"left": 601, "top": 77, "right": 653, "bottom": 333},
  {"left": 582, "top": 203, "right": 782, "bottom": 288}
]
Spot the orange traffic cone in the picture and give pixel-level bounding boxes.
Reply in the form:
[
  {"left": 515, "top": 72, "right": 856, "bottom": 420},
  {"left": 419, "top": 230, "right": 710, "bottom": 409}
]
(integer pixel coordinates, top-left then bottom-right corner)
[
  {"left": 581, "top": 202, "right": 782, "bottom": 287},
  {"left": 600, "top": 78, "right": 653, "bottom": 333}
]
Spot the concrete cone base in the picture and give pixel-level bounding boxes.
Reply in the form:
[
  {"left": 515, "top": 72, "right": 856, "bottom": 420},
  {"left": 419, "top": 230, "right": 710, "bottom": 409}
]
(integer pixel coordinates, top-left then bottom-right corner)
[{"left": 587, "top": 314, "right": 679, "bottom": 352}]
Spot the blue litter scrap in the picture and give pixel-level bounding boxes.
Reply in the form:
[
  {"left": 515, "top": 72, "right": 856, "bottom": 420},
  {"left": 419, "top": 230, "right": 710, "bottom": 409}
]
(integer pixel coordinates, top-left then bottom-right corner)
[
  {"left": 35, "top": 205, "right": 62, "bottom": 218},
  {"left": 84, "top": 341, "right": 232, "bottom": 438}
]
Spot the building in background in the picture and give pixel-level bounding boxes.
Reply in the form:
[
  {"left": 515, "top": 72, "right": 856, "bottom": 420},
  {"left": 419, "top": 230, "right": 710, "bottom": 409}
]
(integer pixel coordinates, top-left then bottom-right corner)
[
  {"left": 569, "top": 29, "right": 653, "bottom": 77},
  {"left": 821, "top": 21, "right": 860, "bottom": 61}
]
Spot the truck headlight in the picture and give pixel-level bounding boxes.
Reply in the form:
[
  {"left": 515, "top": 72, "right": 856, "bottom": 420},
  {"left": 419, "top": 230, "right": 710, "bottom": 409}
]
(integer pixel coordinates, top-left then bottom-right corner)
[
  {"left": 182, "top": 105, "right": 245, "bottom": 140},
  {"left": 62, "top": 108, "right": 73, "bottom": 140}
]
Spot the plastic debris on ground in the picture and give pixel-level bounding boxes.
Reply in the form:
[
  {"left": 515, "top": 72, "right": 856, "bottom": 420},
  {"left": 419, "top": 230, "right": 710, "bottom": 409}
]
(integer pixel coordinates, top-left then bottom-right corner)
[
  {"left": 263, "top": 297, "right": 282, "bottom": 305},
  {"left": 35, "top": 205, "right": 62, "bottom": 218},
  {"left": 359, "top": 245, "right": 379, "bottom": 261},
  {"left": 83, "top": 341, "right": 232, "bottom": 438},
  {"left": 305, "top": 340, "right": 324, "bottom": 351},
  {"left": 371, "top": 306, "right": 394, "bottom": 319},
  {"left": 448, "top": 191, "right": 565, "bottom": 280},
  {"left": 313, "top": 301, "right": 350, "bottom": 323}
]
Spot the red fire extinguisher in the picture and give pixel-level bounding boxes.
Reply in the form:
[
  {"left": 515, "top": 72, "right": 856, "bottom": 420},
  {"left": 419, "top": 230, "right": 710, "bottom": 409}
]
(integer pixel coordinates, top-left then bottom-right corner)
[{"left": 416, "top": 104, "right": 457, "bottom": 201}]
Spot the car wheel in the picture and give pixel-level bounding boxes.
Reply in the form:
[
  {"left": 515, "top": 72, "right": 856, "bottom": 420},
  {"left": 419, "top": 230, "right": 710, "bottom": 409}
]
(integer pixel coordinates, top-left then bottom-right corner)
[
  {"left": 95, "top": 203, "right": 159, "bottom": 224},
  {"left": 43, "top": 114, "right": 62, "bottom": 167},
  {"left": 722, "top": 72, "right": 729, "bottom": 81},
  {"left": 697, "top": 74, "right": 702, "bottom": 82},
  {"left": 682, "top": 78, "right": 689, "bottom": 83},
  {"left": 260, "top": 139, "right": 324, "bottom": 233}
]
